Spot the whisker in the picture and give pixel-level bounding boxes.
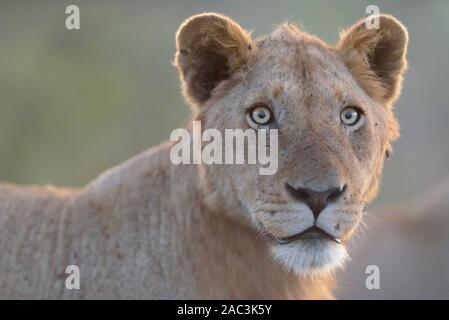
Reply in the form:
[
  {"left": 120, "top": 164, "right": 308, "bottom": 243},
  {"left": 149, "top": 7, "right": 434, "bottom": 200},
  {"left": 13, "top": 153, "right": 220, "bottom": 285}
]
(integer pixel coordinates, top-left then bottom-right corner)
[{"left": 363, "top": 212, "right": 380, "bottom": 222}]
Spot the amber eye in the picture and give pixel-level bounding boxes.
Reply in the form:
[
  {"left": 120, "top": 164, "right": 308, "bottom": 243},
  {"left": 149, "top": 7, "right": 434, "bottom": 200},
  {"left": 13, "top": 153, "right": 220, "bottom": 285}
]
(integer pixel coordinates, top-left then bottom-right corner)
[
  {"left": 340, "top": 107, "right": 362, "bottom": 126},
  {"left": 249, "top": 105, "right": 272, "bottom": 125}
]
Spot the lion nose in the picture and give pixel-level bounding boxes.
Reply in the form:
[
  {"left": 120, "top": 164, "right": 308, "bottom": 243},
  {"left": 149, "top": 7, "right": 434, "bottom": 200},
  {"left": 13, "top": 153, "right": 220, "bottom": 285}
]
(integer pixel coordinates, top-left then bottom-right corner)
[{"left": 286, "top": 183, "right": 347, "bottom": 219}]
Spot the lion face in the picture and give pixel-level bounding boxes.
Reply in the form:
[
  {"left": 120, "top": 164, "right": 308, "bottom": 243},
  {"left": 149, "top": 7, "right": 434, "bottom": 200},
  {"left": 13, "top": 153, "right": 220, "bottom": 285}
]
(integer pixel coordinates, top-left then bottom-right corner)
[{"left": 175, "top": 13, "right": 408, "bottom": 275}]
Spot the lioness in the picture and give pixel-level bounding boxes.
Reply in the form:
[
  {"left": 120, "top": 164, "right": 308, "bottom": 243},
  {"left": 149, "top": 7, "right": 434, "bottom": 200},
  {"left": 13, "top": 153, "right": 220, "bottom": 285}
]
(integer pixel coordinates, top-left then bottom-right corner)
[{"left": 0, "top": 13, "right": 408, "bottom": 299}]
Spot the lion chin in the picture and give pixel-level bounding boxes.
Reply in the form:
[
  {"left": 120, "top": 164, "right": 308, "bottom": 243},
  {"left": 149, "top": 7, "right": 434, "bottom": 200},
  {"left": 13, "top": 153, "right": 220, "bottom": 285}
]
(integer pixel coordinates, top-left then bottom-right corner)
[{"left": 270, "top": 240, "right": 349, "bottom": 276}]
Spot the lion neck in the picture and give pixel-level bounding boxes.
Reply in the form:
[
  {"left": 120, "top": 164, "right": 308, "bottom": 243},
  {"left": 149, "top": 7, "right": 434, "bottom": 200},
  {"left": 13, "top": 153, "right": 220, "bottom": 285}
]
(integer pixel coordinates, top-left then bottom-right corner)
[{"left": 168, "top": 160, "right": 334, "bottom": 299}]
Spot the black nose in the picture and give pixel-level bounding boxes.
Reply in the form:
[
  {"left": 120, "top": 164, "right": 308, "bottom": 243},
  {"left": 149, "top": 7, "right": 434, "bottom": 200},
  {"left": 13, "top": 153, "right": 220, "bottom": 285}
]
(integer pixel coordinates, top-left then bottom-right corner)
[{"left": 286, "top": 183, "right": 347, "bottom": 219}]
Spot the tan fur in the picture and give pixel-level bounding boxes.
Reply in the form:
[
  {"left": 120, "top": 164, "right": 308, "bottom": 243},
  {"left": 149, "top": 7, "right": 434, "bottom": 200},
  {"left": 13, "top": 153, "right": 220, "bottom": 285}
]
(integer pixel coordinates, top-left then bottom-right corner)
[
  {"left": 175, "top": 13, "right": 253, "bottom": 106},
  {"left": 0, "top": 13, "right": 408, "bottom": 299}
]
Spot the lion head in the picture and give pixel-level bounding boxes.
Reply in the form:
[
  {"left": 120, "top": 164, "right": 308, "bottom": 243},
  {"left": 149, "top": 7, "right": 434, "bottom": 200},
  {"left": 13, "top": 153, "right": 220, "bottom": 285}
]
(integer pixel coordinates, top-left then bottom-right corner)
[{"left": 174, "top": 13, "right": 408, "bottom": 275}]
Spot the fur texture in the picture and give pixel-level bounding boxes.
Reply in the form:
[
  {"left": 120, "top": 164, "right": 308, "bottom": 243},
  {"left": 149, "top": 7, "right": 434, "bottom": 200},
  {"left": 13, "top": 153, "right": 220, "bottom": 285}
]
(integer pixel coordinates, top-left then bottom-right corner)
[{"left": 0, "top": 13, "right": 408, "bottom": 299}]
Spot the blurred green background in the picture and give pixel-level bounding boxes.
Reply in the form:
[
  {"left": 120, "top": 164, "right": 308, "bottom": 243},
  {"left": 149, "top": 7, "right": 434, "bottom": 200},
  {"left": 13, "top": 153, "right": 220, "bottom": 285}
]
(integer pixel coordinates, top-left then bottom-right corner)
[{"left": 1, "top": 0, "right": 449, "bottom": 299}]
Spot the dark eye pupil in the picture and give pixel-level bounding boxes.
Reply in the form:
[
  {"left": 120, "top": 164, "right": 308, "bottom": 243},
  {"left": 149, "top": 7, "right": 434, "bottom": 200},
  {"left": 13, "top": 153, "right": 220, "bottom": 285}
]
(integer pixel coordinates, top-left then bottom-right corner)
[
  {"left": 344, "top": 110, "right": 358, "bottom": 120},
  {"left": 257, "top": 111, "right": 266, "bottom": 119}
]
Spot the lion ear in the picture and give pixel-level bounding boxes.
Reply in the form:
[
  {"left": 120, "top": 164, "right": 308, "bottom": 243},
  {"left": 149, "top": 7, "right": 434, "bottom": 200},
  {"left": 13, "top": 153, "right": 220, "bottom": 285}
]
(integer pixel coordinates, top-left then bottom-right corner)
[
  {"left": 338, "top": 14, "right": 408, "bottom": 104},
  {"left": 174, "top": 13, "right": 253, "bottom": 107}
]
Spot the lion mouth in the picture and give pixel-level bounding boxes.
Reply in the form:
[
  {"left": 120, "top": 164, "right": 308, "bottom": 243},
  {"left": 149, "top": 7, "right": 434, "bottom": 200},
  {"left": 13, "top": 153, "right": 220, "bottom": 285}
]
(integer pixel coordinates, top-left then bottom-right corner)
[{"left": 275, "top": 226, "right": 341, "bottom": 244}]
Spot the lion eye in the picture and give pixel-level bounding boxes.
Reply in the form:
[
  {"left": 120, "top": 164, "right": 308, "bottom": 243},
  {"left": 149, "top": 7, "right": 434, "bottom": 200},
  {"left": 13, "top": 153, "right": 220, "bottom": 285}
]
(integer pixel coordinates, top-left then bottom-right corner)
[
  {"left": 340, "top": 107, "right": 362, "bottom": 126},
  {"left": 250, "top": 106, "right": 272, "bottom": 125}
]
